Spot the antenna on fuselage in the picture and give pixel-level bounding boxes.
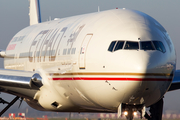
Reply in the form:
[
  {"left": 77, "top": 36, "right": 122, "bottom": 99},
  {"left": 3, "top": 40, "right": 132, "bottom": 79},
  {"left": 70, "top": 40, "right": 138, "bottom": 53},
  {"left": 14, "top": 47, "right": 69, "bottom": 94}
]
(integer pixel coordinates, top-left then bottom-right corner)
[
  {"left": 98, "top": 6, "right": 100, "bottom": 12},
  {"left": 47, "top": 16, "right": 52, "bottom": 21}
]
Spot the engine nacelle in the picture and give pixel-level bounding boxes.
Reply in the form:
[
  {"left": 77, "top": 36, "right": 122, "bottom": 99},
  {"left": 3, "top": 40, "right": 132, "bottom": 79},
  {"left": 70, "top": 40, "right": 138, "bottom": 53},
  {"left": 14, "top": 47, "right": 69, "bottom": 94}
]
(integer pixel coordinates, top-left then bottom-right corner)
[
  {"left": 25, "top": 98, "right": 47, "bottom": 111},
  {"left": 34, "top": 85, "right": 74, "bottom": 111}
]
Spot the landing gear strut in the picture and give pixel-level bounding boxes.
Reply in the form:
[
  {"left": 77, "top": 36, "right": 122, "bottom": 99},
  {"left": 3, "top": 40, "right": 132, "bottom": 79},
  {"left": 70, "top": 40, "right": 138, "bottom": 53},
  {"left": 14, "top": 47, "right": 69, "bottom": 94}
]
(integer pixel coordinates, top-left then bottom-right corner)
[
  {"left": 0, "top": 96, "right": 19, "bottom": 116},
  {"left": 144, "top": 98, "right": 164, "bottom": 120},
  {"left": 122, "top": 104, "right": 143, "bottom": 120},
  {"left": 125, "top": 110, "right": 134, "bottom": 120}
]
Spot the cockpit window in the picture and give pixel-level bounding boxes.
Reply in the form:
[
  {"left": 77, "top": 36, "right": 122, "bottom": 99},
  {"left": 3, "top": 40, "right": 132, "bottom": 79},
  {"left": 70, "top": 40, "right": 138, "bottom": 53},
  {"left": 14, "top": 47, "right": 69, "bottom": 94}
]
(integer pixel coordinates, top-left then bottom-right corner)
[
  {"left": 108, "top": 41, "right": 116, "bottom": 52},
  {"left": 124, "top": 41, "right": 139, "bottom": 50},
  {"left": 141, "top": 41, "right": 155, "bottom": 50},
  {"left": 114, "top": 41, "right": 124, "bottom": 51},
  {"left": 108, "top": 40, "right": 166, "bottom": 53},
  {"left": 153, "top": 41, "right": 166, "bottom": 53}
]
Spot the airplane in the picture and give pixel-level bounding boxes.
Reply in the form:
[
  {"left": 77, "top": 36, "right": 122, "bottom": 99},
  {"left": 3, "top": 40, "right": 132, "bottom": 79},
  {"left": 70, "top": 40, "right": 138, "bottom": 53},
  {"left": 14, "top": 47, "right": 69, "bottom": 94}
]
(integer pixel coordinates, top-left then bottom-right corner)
[{"left": 0, "top": 0, "right": 180, "bottom": 120}]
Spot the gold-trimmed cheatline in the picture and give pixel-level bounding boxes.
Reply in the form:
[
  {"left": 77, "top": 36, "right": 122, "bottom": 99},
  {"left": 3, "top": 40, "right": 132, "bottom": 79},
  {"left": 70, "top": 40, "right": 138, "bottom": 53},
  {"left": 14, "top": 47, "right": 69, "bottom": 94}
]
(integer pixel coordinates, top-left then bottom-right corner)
[{"left": 48, "top": 72, "right": 173, "bottom": 77}]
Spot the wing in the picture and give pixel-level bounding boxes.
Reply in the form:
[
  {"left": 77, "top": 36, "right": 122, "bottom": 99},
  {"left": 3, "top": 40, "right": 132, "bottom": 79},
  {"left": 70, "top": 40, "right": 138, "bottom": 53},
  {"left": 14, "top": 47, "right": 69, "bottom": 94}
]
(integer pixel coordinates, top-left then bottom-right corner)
[
  {"left": 0, "top": 69, "right": 42, "bottom": 96},
  {"left": 0, "top": 69, "right": 43, "bottom": 116},
  {"left": 168, "top": 70, "right": 180, "bottom": 91}
]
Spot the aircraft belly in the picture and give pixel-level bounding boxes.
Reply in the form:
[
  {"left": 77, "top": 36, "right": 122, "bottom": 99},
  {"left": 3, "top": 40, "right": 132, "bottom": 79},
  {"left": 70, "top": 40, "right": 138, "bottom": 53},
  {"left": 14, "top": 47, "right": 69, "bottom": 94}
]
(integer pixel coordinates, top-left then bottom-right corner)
[
  {"left": 74, "top": 80, "right": 125, "bottom": 109},
  {"left": 48, "top": 80, "right": 126, "bottom": 111},
  {"left": 120, "top": 80, "right": 171, "bottom": 106},
  {"left": 140, "top": 81, "right": 171, "bottom": 106},
  {"left": 49, "top": 79, "right": 141, "bottom": 110},
  {"left": 47, "top": 71, "right": 172, "bottom": 111}
]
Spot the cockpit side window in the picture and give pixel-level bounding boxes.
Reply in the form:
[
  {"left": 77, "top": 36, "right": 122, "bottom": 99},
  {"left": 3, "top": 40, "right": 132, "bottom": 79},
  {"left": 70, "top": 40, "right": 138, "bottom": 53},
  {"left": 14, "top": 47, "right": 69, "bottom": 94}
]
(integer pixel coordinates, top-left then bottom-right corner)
[
  {"left": 158, "top": 42, "right": 166, "bottom": 53},
  {"left": 153, "top": 41, "right": 166, "bottom": 53},
  {"left": 141, "top": 41, "right": 155, "bottom": 50},
  {"left": 124, "top": 41, "right": 139, "bottom": 50},
  {"left": 114, "top": 41, "right": 124, "bottom": 51},
  {"left": 108, "top": 41, "right": 116, "bottom": 52}
]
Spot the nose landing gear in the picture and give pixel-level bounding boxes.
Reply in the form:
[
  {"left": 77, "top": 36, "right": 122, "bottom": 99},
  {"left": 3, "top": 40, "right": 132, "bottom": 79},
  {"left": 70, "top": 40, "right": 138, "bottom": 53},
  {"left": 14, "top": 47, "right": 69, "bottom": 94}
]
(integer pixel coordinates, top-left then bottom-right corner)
[
  {"left": 144, "top": 98, "right": 163, "bottom": 120},
  {"left": 119, "top": 98, "right": 164, "bottom": 120},
  {"left": 122, "top": 104, "right": 145, "bottom": 120},
  {"left": 124, "top": 110, "right": 134, "bottom": 120}
]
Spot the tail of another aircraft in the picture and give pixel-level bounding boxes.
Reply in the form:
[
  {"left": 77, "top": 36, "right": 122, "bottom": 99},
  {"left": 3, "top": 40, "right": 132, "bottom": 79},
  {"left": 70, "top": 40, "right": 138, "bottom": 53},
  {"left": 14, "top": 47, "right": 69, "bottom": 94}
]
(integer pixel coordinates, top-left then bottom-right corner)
[{"left": 29, "top": 0, "right": 41, "bottom": 25}]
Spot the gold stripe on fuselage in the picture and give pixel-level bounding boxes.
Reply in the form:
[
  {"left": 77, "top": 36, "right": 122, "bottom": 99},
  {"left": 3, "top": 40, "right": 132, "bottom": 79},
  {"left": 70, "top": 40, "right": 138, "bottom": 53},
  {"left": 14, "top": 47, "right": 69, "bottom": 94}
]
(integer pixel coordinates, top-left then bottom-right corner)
[{"left": 48, "top": 72, "right": 173, "bottom": 77}]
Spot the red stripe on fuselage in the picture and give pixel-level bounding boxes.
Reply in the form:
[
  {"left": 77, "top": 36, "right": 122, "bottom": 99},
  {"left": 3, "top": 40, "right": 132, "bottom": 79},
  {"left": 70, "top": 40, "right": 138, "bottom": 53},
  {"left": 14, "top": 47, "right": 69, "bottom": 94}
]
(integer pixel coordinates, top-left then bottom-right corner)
[{"left": 49, "top": 77, "right": 172, "bottom": 81}]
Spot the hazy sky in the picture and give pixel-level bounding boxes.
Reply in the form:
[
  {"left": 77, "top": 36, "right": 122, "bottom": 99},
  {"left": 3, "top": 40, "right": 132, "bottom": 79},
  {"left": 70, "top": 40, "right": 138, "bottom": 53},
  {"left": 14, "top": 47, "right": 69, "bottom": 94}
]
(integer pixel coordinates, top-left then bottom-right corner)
[{"left": 0, "top": 0, "right": 180, "bottom": 114}]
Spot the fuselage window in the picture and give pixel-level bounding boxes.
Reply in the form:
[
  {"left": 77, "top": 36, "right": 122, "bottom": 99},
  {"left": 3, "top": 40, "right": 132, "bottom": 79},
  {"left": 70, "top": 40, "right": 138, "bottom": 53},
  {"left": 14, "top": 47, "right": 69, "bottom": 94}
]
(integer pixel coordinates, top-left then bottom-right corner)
[
  {"left": 63, "top": 49, "right": 67, "bottom": 55},
  {"left": 108, "top": 41, "right": 116, "bottom": 52},
  {"left": 124, "top": 41, "right": 139, "bottom": 50},
  {"left": 141, "top": 41, "right": 155, "bottom": 50},
  {"left": 114, "top": 41, "right": 124, "bottom": 51},
  {"left": 153, "top": 41, "right": 166, "bottom": 53}
]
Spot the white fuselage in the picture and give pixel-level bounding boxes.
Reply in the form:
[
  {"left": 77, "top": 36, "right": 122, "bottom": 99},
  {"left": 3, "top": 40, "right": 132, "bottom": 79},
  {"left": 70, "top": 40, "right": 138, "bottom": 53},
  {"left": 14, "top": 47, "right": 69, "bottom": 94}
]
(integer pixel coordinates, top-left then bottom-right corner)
[{"left": 4, "top": 9, "right": 176, "bottom": 112}]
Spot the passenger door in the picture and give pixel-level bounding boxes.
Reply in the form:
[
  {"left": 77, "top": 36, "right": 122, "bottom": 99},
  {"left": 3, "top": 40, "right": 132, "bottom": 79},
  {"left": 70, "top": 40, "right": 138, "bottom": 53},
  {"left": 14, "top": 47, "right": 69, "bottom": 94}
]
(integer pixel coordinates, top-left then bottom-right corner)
[{"left": 79, "top": 34, "right": 93, "bottom": 69}]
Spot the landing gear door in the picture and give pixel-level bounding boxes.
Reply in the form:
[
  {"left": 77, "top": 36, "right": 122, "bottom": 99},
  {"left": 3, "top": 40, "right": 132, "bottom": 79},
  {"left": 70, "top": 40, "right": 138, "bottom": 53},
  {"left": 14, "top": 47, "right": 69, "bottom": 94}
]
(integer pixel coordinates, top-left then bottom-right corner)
[{"left": 79, "top": 34, "right": 93, "bottom": 69}]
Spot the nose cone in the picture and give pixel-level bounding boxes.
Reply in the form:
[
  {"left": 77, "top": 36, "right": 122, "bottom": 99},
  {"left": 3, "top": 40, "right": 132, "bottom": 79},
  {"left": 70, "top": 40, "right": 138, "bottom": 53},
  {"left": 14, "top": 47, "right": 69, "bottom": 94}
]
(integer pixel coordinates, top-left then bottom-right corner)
[
  {"left": 113, "top": 50, "right": 174, "bottom": 74},
  {"left": 137, "top": 50, "right": 174, "bottom": 75},
  {"left": 129, "top": 51, "right": 157, "bottom": 73},
  {"left": 120, "top": 50, "right": 174, "bottom": 105},
  {"left": 107, "top": 50, "right": 174, "bottom": 105},
  {"left": 124, "top": 50, "right": 151, "bottom": 73},
  {"left": 107, "top": 50, "right": 160, "bottom": 73}
]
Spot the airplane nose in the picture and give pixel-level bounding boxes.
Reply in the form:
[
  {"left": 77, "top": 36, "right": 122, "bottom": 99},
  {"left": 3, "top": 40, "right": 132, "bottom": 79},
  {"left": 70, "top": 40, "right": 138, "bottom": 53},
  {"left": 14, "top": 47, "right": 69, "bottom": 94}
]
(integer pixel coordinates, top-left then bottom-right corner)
[
  {"left": 123, "top": 50, "right": 172, "bottom": 74},
  {"left": 139, "top": 51, "right": 174, "bottom": 74},
  {"left": 135, "top": 51, "right": 158, "bottom": 73},
  {"left": 106, "top": 50, "right": 172, "bottom": 74},
  {"left": 117, "top": 50, "right": 174, "bottom": 105}
]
